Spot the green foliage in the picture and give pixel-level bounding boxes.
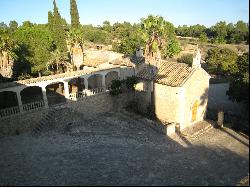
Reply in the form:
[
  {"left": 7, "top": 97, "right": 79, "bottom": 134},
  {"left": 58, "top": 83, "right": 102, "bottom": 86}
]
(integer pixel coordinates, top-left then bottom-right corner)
[
  {"left": 177, "top": 54, "right": 193, "bottom": 66},
  {"left": 9, "top": 21, "right": 18, "bottom": 32},
  {"left": 141, "top": 15, "right": 175, "bottom": 42},
  {"left": 49, "top": 0, "right": 68, "bottom": 53},
  {"left": 205, "top": 47, "right": 238, "bottom": 76},
  {"left": 199, "top": 32, "right": 208, "bottom": 43},
  {"left": 125, "top": 76, "right": 138, "bottom": 90},
  {"left": 176, "top": 20, "right": 248, "bottom": 44},
  {"left": 102, "top": 21, "right": 112, "bottom": 33},
  {"left": 17, "top": 73, "right": 32, "bottom": 80},
  {"left": 13, "top": 24, "right": 55, "bottom": 75},
  {"left": 82, "top": 25, "right": 111, "bottom": 44},
  {"left": 227, "top": 52, "right": 249, "bottom": 103},
  {"left": 113, "top": 28, "right": 145, "bottom": 55},
  {"left": 109, "top": 80, "right": 122, "bottom": 96},
  {"left": 70, "top": 0, "right": 80, "bottom": 29},
  {"left": 47, "top": 49, "right": 69, "bottom": 74},
  {"left": 176, "top": 24, "right": 206, "bottom": 38},
  {"left": 163, "top": 37, "right": 181, "bottom": 58},
  {"left": 109, "top": 76, "right": 138, "bottom": 96}
]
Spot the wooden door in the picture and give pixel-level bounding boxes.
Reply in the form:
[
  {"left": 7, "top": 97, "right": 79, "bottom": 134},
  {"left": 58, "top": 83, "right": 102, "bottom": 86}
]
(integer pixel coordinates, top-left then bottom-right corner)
[{"left": 192, "top": 100, "right": 199, "bottom": 122}]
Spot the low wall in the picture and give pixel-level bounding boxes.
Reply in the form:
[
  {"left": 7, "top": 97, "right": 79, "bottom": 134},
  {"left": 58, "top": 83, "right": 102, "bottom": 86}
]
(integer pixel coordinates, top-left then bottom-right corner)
[
  {"left": 0, "top": 108, "right": 48, "bottom": 136},
  {"left": 0, "top": 92, "right": 134, "bottom": 136}
]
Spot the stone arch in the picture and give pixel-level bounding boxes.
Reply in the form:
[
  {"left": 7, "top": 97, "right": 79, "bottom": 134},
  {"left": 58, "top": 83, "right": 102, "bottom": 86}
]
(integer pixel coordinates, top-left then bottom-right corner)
[
  {"left": 88, "top": 74, "right": 103, "bottom": 89},
  {"left": 20, "top": 86, "right": 43, "bottom": 104},
  {"left": 105, "top": 71, "right": 119, "bottom": 89},
  {"left": 0, "top": 91, "right": 18, "bottom": 109},
  {"left": 46, "top": 82, "right": 66, "bottom": 106},
  {"left": 68, "top": 77, "right": 85, "bottom": 94}
]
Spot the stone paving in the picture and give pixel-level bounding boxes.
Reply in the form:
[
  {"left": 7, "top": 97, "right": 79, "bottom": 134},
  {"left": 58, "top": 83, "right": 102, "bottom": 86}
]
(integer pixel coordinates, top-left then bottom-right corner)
[{"left": 0, "top": 111, "right": 249, "bottom": 186}]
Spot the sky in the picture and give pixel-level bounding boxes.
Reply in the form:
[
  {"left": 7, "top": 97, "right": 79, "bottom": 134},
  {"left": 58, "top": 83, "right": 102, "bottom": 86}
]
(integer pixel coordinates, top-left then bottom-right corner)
[{"left": 0, "top": 0, "right": 249, "bottom": 27}]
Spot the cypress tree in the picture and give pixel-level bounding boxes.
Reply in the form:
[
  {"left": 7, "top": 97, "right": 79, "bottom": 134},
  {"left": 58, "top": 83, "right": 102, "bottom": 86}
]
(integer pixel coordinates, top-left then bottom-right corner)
[
  {"left": 70, "top": 0, "right": 80, "bottom": 29},
  {"left": 50, "top": 0, "right": 68, "bottom": 53},
  {"left": 48, "top": 11, "right": 53, "bottom": 30}
]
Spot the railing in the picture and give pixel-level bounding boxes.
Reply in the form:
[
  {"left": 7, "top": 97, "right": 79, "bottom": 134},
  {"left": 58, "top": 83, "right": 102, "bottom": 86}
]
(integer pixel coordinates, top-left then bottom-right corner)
[
  {"left": 69, "top": 87, "right": 107, "bottom": 101},
  {"left": 0, "top": 106, "right": 20, "bottom": 118},
  {"left": 89, "top": 87, "right": 106, "bottom": 95},
  {"left": 69, "top": 91, "right": 88, "bottom": 101},
  {"left": 22, "top": 100, "right": 45, "bottom": 112}
]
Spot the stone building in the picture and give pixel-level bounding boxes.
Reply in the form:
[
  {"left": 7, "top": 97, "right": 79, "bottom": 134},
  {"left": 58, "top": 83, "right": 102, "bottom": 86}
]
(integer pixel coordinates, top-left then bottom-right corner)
[{"left": 136, "top": 49, "right": 211, "bottom": 131}]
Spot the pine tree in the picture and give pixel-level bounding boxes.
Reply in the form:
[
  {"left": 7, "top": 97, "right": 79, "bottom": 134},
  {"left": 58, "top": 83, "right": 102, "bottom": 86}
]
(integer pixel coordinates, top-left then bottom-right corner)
[{"left": 70, "top": 0, "right": 80, "bottom": 29}]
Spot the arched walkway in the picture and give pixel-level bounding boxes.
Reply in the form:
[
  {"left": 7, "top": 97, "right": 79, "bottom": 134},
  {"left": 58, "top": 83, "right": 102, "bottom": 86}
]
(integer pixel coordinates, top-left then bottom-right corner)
[
  {"left": 88, "top": 74, "right": 103, "bottom": 89},
  {"left": 20, "top": 86, "right": 43, "bottom": 104},
  {"left": 105, "top": 71, "right": 119, "bottom": 89},
  {"left": 46, "top": 82, "right": 66, "bottom": 106},
  {"left": 0, "top": 91, "right": 18, "bottom": 109},
  {"left": 69, "top": 77, "right": 85, "bottom": 94}
]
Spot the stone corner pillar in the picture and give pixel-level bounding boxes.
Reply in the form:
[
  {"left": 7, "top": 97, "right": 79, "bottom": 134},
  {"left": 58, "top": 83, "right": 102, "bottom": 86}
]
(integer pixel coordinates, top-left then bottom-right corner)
[
  {"left": 217, "top": 110, "right": 224, "bottom": 128},
  {"left": 16, "top": 91, "right": 24, "bottom": 113},
  {"left": 41, "top": 86, "right": 49, "bottom": 108},
  {"left": 102, "top": 74, "right": 106, "bottom": 88},
  {"left": 63, "top": 81, "right": 70, "bottom": 102}
]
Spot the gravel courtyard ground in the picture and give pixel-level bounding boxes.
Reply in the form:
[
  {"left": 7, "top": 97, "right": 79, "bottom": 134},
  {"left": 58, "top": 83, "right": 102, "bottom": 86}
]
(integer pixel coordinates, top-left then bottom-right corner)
[{"left": 0, "top": 111, "right": 249, "bottom": 186}]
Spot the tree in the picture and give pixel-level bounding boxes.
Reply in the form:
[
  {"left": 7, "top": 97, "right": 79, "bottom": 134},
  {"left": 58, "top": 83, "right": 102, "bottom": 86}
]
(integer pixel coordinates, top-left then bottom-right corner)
[
  {"left": 47, "top": 49, "right": 71, "bottom": 74},
  {"left": 177, "top": 54, "right": 193, "bottom": 66},
  {"left": 9, "top": 21, "right": 18, "bottom": 32},
  {"left": 163, "top": 37, "right": 181, "bottom": 58},
  {"left": 0, "top": 30, "right": 18, "bottom": 65},
  {"left": 48, "top": 0, "right": 68, "bottom": 55},
  {"left": 205, "top": 47, "right": 238, "bottom": 76},
  {"left": 227, "top": 52, "right": 249, "bottom": 104},
  {"left": 70, "top": 0, "right": 80, "bottom": 29},
  {"left": 102, "top": 21, "right": 112, "bottom": 33},
  {"left": 21, "top": 21, "right": 33, "bottom": 28},
  {"left": 140, "top": 15, "right": 175, "bottom": 66},
  {"left": 211, "top": 21, "right": 228, "bottom": 44},
  {"left": 199, "top": 32, "right": 208, "bottom": 43}
]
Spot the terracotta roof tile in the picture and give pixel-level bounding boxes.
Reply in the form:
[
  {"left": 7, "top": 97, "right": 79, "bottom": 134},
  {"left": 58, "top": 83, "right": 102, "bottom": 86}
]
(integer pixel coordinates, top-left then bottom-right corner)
[
  {"left": 155, "top": 61, "right": 194, "bottom": 86},
  {"left": 137, "top": 61, "right": 194, "bottom": 87}
]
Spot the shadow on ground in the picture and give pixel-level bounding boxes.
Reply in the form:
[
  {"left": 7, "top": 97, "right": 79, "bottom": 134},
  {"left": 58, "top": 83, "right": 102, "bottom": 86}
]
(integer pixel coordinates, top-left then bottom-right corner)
[{"left": 0, "top": 109, "right": 249, "bottom": 186}]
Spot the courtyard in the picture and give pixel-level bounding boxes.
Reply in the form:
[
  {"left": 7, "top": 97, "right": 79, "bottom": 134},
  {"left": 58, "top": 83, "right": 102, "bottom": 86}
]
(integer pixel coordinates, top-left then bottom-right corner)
[{"left": 0, "top": 110, "right": 248, "bottom": 186}]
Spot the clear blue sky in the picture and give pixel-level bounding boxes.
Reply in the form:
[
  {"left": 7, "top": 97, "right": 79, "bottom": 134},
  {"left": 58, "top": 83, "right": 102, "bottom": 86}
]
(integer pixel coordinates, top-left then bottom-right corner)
[{"left": 0, "top": 0, "right": 249, "bottom": 27}]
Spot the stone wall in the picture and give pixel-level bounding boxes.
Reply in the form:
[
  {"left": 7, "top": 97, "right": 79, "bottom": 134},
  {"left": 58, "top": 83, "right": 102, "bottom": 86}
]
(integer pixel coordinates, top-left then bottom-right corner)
[
  {"left": 182, "top": 68, "right": 210, "bottom": 129},
  {"left": 0, "top": 108, "right": 48, "bottom": 136},
  {"left": 0, "top": 92, "right": 134, "bottom": 136},
  {"left": 153, "top": 83, "right": 183, "bottom": 124}
]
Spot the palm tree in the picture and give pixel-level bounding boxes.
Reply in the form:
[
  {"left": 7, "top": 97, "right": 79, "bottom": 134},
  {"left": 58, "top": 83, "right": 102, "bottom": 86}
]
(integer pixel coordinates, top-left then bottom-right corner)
[
  {"left": 47, "top": 49, "right": 72, "bottom": 74},
  {"left": 67, "top": 28, "right": 84, "bottom": 70},
  {"left": 0, "top": 31, "right": 18, "bottom": 68},
  {"left": 140, "top": 15, "right": 175, "bottom": 68}
]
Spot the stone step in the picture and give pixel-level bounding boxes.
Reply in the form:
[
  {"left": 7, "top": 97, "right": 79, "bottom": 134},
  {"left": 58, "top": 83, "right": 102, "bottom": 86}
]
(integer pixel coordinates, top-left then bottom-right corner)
[
  {"left": 181, "top": 121, "right": 214, "bottom": 139},
  {"left": 191, "top": 125, "right": 214, "bottom": 139},
  {"left": 119, "top": 110, "right": 165, "bottom": 135}
]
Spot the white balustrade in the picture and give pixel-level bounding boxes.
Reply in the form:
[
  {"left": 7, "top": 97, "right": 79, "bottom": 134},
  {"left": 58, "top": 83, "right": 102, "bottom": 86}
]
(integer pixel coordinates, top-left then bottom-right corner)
[
  {"left": 89, "top": 87, "right": 106, "bottom": 95},
  {"left": 22, "top": 100, "right": 45, "bottom": 112},
  {"left": 69, "top": 91, "right": 88, "bottom": 101},
  {"left": 0, "top": 106, "right": 20, "bottom": 118},
  {"left": 69, "top": 87, "right": 107, "bottom": 101}
]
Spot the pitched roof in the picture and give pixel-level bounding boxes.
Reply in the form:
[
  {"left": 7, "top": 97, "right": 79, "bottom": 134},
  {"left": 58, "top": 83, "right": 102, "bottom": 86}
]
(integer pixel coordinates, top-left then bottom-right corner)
[
  {"left": 155, "top": 61, "right": 194, "bottom": 87},
  {"left": 136, "top": 65, "right": 156, "bottom": 80},
  {"left": 137, "top": 61, "right": 195, "bottom": 87},
  {"left": 110, "top": 57, "right": 134, "bottom": 67}
]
